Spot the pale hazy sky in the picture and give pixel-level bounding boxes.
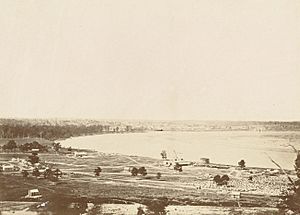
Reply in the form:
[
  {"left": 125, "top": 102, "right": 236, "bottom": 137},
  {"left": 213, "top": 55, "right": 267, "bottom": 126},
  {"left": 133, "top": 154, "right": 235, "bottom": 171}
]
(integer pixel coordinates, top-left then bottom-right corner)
[{"left": 0, "top": 0, "right": 299, "bottom": 121}]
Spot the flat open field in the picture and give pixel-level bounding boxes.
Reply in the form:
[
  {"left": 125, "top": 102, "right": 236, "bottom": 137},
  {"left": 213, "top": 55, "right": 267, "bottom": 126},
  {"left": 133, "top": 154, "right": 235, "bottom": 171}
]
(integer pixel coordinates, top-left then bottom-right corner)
[{"left": 0, "top": 148, "right": 291, "bottom": 214}]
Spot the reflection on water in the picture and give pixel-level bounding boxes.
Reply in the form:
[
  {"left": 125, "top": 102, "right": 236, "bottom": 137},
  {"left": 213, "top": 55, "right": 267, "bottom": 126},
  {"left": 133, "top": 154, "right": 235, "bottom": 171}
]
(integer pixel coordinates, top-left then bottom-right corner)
[{"left": 61, "top": 131, "right": 300, "bottom": 169}]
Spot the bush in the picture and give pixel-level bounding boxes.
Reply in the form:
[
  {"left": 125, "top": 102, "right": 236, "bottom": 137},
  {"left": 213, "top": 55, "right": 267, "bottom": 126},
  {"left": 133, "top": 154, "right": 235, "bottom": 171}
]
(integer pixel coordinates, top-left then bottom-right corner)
[
  {"left": 213, "top": 174, "right": 230, "bottom": 186},
  {"left": 94, "top": 167, "right": 102, "bottom": 176},
  {"left": 213, "top": 175, "right": 221, "bottom": 183},
  {"left": 174, "top": 163, "right": 183, "bottom": 172},
  {"left": 130, "top": 167, "right": 147, "bottom": 176},
  {"left": 138, "top": 167, "right": 147, "bottom": 176},
  {"left": 221, "top": 174, "right": 229, "bottom": 182},
  {"left": 28, "top": 152, "right": 40, "bottom": 164},
  {"left": 22, "top": 170, "right": 29, "bottom": 177},
  {"left": 146, "top": 198, "right": 168, "bottom": 215},
  {"left": 32, "top": 168, "right": 40, "bottom": 177},
  {"left": 238, "top": 159, "right": 246, "bottom": 169},
  {"left": 20, "top": 141, "right": 47, "bottom": 152},
  {"left": 131, "top": 167, "right": 138, "bottom": 176},
  {"left": 2, "top": 140, "right": 17, "bottom": 151},
  {"left": 156, "top": 172, "right": 162, "bottom": 179}
]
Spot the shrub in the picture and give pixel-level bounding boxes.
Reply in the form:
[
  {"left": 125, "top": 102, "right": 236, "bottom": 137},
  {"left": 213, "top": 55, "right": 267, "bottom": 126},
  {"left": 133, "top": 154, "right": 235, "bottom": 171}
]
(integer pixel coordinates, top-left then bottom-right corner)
[
  {"left": 131, "top": 167, "right": 138, "bottom": 176},
  {"left": 213, "top": 174, "right": 230, "bottom": 186},
  {"left": 138, "top": 167, "right": 147, "bottom": 176},
  {"left": 94, "top": 167, "right": 102, "bottom": 176},
  {"left": 156, "top": 172, "right": 162, "bottom": 179},
  {"left": 238, "top": 159, "right": 246, "bottom": 169},
  {"left": 174, "top": 163, "right": 183, "bottom": 172}
]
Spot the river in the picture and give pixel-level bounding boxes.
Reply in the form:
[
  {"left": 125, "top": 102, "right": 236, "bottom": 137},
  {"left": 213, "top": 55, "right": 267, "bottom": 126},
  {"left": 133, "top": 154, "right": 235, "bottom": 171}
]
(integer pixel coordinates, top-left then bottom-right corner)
[{"left": 60, "top": 130, "right": 300, "bottom": 169}]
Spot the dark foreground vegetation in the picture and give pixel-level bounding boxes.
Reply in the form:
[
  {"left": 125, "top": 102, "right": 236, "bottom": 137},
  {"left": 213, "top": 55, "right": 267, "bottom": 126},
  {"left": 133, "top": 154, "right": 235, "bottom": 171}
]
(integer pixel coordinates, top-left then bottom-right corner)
[{"left": 281, "top": 150, "right": 300, "bottom": 214}]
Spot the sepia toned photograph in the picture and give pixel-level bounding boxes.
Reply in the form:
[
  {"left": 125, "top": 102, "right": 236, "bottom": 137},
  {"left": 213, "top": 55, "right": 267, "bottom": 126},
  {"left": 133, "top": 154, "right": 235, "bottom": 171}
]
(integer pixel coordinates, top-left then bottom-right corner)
[{"left": 0, "top": 0, "right": 300, "bottom": 214}]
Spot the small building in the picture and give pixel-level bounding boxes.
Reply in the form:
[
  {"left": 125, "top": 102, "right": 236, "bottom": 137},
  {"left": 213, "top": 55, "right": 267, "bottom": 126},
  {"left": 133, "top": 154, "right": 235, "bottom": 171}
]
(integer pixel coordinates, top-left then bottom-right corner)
[
  {"left": 74, "top": 151, "right": 88, "bottom": 158},
  {"left": 1, "top": 163, "right": 15, "bottom": 172},
  {"left": 231, "top": 191, "right": 241, "bottom": 199},
  {"left": 163, "top": 159, "right": 191, "bottom": 167},
  {"left": 31, "top": 148, "right": 40, "bottom": 153},
  {"left": 174, "top": 158, "right": 191, "bottom": 166},
  {"left": 25, "top": 189, "right": 42, "bottom": 199},
  {"left": 199, "top": 158, "right": 210, "bottom": 165}
]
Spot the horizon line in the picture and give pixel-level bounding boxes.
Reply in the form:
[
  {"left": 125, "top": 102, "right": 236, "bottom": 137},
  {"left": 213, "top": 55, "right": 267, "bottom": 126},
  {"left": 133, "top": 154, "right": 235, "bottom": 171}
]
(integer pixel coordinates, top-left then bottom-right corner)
[{"left": 0, "top": 116, "right": 299, "bottom": 123}]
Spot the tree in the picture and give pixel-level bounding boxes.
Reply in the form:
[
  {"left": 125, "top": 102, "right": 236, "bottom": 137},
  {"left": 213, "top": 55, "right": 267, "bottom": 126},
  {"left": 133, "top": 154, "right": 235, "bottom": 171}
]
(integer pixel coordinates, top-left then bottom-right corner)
[
  {"left": 3, "top": 140, "right": 17, "bottom": 151},
  {"left": 137, "top": 206, "right": 145, "bottom": 215},
  {"left": 19, "top": 143, "right": 30, "bottom": 152},
  {"left": 131, "top": 167, "right": 138, "bottom": 176},
  {"left": 238, "top": 159, "right": 246, "bottom": 169},
  {"left": 28, "top": 152, "right": 40, "bottom": 164},
  {"left": 43, "top": 168, "right": 53, "bottom": 179},
  {"left": 156, "top": 172, "right": 162, "bottom": 179},
  {"left": 160, "top": 150, "right": 167, "bottom": 159},
  {"left": 7, "top": 140, "right": 17, "bottom": 149},
  {"left": 32, "top": 141, "right": 47, "bottom": 152},
  {"left": 94, "top": 167, "right": 102, "bottom": 176},
  {"left": 213, "top": 174, "right": 230, "bottom": 186},
  {"left": 22, "top": 170, "right": 29, "bottom": 177},
  {"left": 20, "top": 141, "right": 47, "bottom": 152},
  {"left": 138, "top": 167, "right": 147, "bottom": 176},
  {"left": 174, "top": 163, "right": 183, "bottom": 172},
  {"left": 32, "top": 168, "right": 40, "bottom": 177},
  {"left": 220, "top": 174, "right": 230, "bottom": 185},
  {"left": 221, "top": 174, "right": 230, "bottom": 182},
  {"left": 53, "top": 142, "right": 61, "bottom": 152},
  {"left": 213, "top": 175, "right": 221, "bottom": 184},
  {"left": 146, "top": 198, "right": 168, "bottom": 214},
  {"left": 43, "top": 168, "right": 62, "bottom": 182}
]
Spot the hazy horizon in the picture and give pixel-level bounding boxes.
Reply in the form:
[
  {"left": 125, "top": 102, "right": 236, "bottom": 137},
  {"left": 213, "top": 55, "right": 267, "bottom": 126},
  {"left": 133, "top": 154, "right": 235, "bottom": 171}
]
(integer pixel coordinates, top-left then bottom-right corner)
[
  {"left": 1, "top": 0, "right": 299, "bottom": 121},
  {"left": 1, "top": 116, "right": 300, "bottom": 123}
]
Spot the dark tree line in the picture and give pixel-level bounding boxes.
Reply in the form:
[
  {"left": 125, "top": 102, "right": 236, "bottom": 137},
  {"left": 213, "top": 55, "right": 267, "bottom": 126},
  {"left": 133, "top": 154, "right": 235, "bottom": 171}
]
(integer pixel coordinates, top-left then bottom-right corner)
[
  {"left": 27, "top": 167, "right": 62, "bottom": 181},
  {"left": 1, "top": 140, "right": 47, "bottom": 152},
  {"left": 0, "top": 122, "right": 140, "bottom": 140},
  {"left": 20, "top": 141, "right": 48, "bottom": 152},
  {"left": 2, "top": 140, "right": 17, "bottom": 151},
  {"left": 0, "top": 124, "right": 106, "bottom": 140}
]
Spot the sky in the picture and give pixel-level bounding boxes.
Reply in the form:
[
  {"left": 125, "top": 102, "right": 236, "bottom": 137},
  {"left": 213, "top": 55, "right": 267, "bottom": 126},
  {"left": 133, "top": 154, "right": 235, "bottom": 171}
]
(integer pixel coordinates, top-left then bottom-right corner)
[{"left": 0, "top": 0, "right": 299, "bottom": 121}]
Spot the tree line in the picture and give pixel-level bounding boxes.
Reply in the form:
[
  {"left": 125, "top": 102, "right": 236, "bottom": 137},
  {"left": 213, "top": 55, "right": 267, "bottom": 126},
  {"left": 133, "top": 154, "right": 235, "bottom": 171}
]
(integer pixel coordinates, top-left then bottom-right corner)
[
  {"left": 1, "top": 140, "right": 48, "bottom": 152},
  {"left": 0, "top": 124, "right": 130, "bottom": 140}
]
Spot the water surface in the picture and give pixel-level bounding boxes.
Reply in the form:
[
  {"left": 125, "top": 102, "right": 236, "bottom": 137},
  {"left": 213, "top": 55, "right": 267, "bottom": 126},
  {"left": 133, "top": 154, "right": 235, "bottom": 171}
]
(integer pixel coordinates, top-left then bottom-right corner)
[{"left": 61, "top": 131, "right": 300, "bottom": 169}]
